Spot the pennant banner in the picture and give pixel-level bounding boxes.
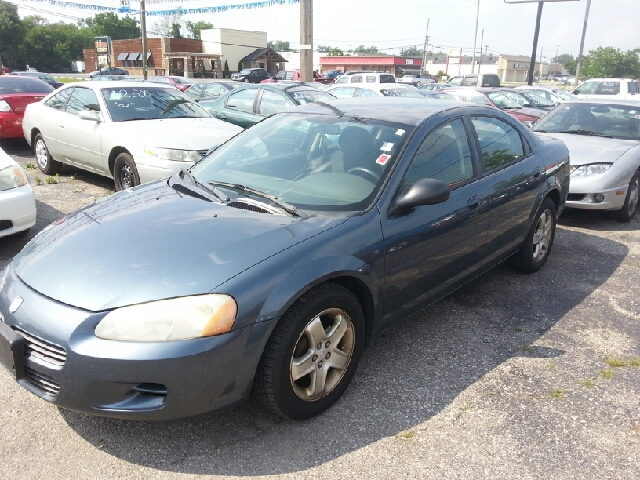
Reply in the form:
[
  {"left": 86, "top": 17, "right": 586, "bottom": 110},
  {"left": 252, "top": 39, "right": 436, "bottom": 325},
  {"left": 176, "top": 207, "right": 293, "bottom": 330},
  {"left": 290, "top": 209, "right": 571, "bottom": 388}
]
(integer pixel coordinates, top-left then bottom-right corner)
[{"left": 15, "top": 0, "right": 300, "bottom": 15}]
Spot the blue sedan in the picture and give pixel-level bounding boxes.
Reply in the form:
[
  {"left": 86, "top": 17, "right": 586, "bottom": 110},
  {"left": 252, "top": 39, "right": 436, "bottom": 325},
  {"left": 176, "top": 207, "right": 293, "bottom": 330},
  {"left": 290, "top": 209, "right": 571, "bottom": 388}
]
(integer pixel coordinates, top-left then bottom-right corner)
[{"left": 0, "top": 99, "right": 570, "bottom": 421}]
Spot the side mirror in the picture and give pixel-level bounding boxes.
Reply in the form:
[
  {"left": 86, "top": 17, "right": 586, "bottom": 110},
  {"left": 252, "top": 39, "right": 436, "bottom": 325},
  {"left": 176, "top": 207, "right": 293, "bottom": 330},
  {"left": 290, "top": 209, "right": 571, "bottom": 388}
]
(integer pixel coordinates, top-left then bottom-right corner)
[
  {"left": 571, "top": 89, "right": 579, "bottom": 95},
  {"left": 78, "top": 110, "right": 100, "bottom": 122},
  {"left": 390, "top": 178, "right": 450, "bottom": 215}
]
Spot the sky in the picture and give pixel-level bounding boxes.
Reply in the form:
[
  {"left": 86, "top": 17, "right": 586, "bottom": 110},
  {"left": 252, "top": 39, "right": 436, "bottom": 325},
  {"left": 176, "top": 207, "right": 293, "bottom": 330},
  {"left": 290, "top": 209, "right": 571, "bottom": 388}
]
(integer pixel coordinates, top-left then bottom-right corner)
[{"left": 10, "top": 0, "right": 640, "bottom": 60}]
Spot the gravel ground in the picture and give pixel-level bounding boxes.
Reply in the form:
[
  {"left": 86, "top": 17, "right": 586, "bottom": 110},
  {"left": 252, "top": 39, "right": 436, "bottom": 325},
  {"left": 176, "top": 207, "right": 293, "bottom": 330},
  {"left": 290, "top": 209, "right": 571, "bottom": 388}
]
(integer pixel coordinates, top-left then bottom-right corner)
[{"left": 1, "top": 138, "right": 638, "bottom": 479}]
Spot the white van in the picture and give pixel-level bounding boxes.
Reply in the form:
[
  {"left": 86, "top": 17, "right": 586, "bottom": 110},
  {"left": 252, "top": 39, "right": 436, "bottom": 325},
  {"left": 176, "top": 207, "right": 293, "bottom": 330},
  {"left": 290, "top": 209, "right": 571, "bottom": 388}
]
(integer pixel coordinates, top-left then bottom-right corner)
[
  {"left": 334, "top": 72, "right": 396, "bottom": 85},
  {"left": 572, "top": 78, "right": 639, "bottom": 100}
]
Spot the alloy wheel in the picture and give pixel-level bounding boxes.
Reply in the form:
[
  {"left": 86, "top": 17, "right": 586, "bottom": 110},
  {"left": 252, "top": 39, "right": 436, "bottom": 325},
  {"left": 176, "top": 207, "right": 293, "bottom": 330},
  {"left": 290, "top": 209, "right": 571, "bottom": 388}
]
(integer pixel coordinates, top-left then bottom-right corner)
[
  {"left": 532, "top": 209, "right": 553, "bottom": 262},
  {"left": 35, "top": 139, "right": 48, "bottom": 170},
  {"left": 627, "top": 176, "right": 639, "bottom": 217},
  {"left": 119, "top": 164, "right": 134, "bottom": 189}
]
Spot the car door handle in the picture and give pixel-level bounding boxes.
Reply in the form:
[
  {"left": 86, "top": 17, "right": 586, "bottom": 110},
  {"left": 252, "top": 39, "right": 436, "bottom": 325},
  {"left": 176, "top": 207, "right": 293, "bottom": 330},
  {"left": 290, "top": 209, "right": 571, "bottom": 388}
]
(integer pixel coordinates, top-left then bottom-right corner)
[
  {"left": 467, "top": 195, "right": 483, "bottom": 210},
  {"left": 217, "top": 113, "right": 226, "bottom": 120},
  {"left": 58, "top": 125, "right": 65, "bottom": 128},
  {"left": 530, "top": 168, "right": 541, "bottom": 179}
]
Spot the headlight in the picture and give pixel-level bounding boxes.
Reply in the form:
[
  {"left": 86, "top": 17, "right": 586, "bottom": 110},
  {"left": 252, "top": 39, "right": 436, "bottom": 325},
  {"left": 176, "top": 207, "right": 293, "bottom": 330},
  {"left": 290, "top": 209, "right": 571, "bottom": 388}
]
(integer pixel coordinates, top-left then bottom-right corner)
[
  {"left": 0, "top": 164, "right": 28, "bottom": 191},
  {"left": 144, "top": 147, "right": 202, "bottom": 162},
  {"left": 0, "top": 100, "right": 12, "bottom": 112},
  {"left": 95, "top": 294, "right": 237, "bottom": 342},
  {"left": 571, "top": 163, "right": 612, "bottom": 177}
]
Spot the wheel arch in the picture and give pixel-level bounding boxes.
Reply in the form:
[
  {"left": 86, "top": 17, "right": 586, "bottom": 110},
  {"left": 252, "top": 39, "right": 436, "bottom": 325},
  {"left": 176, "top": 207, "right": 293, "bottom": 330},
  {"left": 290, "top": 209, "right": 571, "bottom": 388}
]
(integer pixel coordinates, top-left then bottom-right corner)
[
  {"left": 30, "top": 128, "right": 41, "bottom": 149},
  {"left": 108, "top": 147, "right": 131, "bottom": 176}
]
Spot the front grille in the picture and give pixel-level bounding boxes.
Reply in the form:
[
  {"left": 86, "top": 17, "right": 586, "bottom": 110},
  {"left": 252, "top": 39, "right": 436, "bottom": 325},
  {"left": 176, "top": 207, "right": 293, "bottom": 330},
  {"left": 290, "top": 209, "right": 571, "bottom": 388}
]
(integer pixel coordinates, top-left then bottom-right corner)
[
  {"left": 12, "top": 327, "right": 67, "bottom": 366},
  {"left": 567, "top": 194, "right": 587, "bottom": 202},
  {"left": 24, "top": 367, "right": 60, "bottom": 397},
  {"left": 228, "top": 201, "right": 273, "bottom": 214}
]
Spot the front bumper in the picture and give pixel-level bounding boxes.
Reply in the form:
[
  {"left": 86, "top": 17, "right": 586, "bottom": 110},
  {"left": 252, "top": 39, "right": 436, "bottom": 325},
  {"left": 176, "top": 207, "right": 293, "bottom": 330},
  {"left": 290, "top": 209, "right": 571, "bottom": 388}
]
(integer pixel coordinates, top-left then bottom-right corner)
[
  {"left": 0, "top": 183, "right": 36, "bottom": 238},
  {"left": 566, "top": 167, "right": 630, "bottom": 211},
  {"left": 0, "top": 265, "right": 273, "bottom": 420}
]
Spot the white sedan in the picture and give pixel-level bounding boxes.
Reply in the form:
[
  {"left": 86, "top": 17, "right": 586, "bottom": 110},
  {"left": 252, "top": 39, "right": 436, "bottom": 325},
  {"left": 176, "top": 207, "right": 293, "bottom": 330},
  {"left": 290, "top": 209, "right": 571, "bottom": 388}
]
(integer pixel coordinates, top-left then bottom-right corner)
[
  {"left": 0, "top": 146, "right": 36, "bottom": 238},
  {"left": 325, "top": 84, "right": 424, "bottom": 98},
  {"left": 532, "top": 99, "right": 640, "bottom": 222},
  {"left": 22, "top": 82, "right": 243, "bottom": 190}
]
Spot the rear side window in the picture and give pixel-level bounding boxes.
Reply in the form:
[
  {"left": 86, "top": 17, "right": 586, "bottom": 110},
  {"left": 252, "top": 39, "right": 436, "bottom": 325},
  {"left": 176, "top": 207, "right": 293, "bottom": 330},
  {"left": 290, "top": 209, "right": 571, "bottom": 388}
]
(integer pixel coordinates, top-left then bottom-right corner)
[
  {"left": 258, "top": 90, "right": 290, "bottom": 117},
  {"left": 366, "top": 76, "right": 377, "bottom": 83},
  {"left": 45, "top": 88, "right": 74, "bottom": 111},
  {"left": 595, "top": 81, "right": 620, "bottom": 95},
  {"left": 0, "top": 77, "right": 53, "bottom": 94},
  {"left": 575, "top": 81, "right": 599, "bottom": 95},
  {"left": 471, "top": 116, "right": 524, "bottom": 171},
  {"left": 461, "top": 76, "right": 478, "bottom": 86},
  {"left": 351, "top": 75, "right": 363, "bottom": 83},
  {"left": 380, "top": 75, "right": 395, "bottom": 83},
  {"left": 404, "top": 119, "right": 474, "bottom": 188},
  {"left": 629, "top": 82, "right": 639, "bottom": 94}
]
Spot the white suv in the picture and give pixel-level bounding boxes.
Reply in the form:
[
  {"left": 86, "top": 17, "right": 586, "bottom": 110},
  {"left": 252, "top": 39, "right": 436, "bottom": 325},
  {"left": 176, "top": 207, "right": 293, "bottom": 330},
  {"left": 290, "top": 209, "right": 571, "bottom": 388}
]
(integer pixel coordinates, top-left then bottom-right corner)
[
  {"left": 572, "top": 78, "right": 639, "bottom": 100},
  {"left": 334, "top": 72, "right": 396, "bottom": 85}
]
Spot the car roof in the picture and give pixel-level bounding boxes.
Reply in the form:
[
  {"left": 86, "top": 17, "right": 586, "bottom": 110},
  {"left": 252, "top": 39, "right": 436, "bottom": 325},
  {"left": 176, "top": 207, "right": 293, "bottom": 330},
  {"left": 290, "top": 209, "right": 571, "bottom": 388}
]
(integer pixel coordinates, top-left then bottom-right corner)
[
  {"left": 62, "top": 81, "right": 164, "bottom": 90},
  {"left": 561, "top": 98, "right": 640, "bottom": 107},
  {"left": 292, "top": 97, "right": 477, "bottom": 126},
  {"left": 580, "top": 78, "right": 636, "bottom": 82}
]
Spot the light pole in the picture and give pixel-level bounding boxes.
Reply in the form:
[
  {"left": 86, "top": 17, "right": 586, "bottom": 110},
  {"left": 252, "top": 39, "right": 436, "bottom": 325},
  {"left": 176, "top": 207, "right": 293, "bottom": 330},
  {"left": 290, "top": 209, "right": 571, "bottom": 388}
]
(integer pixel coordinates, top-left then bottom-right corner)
[
  {"left": 554, "top": 44, "right": 560, "bottom": 77},
  {"left": 471, "top": 0, "right": 480, "bottom": 74}
]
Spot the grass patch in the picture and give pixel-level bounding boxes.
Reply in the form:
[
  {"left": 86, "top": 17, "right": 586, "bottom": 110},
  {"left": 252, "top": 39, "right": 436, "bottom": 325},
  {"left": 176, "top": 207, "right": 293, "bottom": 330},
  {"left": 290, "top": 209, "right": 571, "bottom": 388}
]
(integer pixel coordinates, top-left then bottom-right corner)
[
  {"left": 514, "top": 327, "right": 523, "bottom": 333},
  {"left": 55, "top": 77, "right": 86, "bottom": 83},
  {"left": 601, "top": 369, "right": 615, "bottom": 379},
  {"left": 25, "top": 162, "right": 36, "bottom": 170},
  {"left": 578, "top": 379, "right": 595, "bottom": 388},
  {"left": 35, "top": 176, "right": 42, "bottom": 185},
  {"left": 630, "top": 358, "right": 640, "bottom": 367},
  {"left": 520, "top": 344, "right": 533, "bottom": 353},
  {"left": 396, "top": 430, "right": 416, "bottom": 440},
  {"left": 549, "top": 389, "right": 565, "bottom": 399},
  {"left": 605, "top": 358, "right": 627, "bottom": 368},
  {"left": 45, "top": 176, "right": 57, "bottom": 184}
]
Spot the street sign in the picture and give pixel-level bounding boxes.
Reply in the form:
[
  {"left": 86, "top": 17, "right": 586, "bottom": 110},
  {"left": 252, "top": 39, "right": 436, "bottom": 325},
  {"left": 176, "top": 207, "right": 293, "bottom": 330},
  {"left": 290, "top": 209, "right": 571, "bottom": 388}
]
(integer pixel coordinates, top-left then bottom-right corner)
[{"left": 94, "top": 36, "right": 112, "bottom": 55}]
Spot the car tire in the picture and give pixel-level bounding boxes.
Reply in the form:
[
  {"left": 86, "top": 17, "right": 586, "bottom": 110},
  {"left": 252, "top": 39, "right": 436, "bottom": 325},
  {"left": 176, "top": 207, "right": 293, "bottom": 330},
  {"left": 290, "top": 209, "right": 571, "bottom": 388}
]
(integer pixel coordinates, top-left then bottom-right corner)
[
  {"left": 34, "top": 133, "right": 62, "bottom": 175},
  {"left": 613, "top": 169, "right": 639, "bottom": 223},
  {"left": 113, "top": 152, "right": 140, "bottom": 191},
  {"left": 254, "top": 283, "right": 365, "bottom": 420},
  {"left": 508, "top": 197, "right": 557, "bottom": 273}
]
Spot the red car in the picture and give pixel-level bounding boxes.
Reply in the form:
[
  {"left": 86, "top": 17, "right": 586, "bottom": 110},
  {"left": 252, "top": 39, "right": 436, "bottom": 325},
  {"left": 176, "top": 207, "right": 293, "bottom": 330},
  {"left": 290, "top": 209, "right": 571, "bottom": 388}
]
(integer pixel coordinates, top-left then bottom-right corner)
[
  {"left": 145, "top": 75, "right": 194, "bottom": 92},
  {"left": 443, "top": 87, "right": 545, "bottom": 126},
  {"left": 261, "top": 69, "right": 334, "bottom": 85},
  {"left": 0, "top": 76, "right": 53, "bottom": 139}
]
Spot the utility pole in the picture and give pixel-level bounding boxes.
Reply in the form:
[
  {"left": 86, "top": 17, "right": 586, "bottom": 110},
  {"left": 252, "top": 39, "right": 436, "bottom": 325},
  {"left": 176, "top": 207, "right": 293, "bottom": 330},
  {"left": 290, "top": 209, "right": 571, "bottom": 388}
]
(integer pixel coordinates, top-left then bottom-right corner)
[
  {"left": 526, "top": 2, "right": 544, "bottom": 86},
  {"left": 538, "top": 45, "right": 543, "bottom": 83},
  {"left": 574, "top": 0, "right": 591, "bottom": 86},
  {"left": 477, "top": 28, "right": 484, "bottom": 73},
  {"left": 300, "top": 0, "right": 313, "bottom": 82},
  {"left": 140, "top": 0, "right": 148, "bottom": 80},
  {"left": 471, "top": 0, "right": 480, "bottom": 74},
  {"left": 421, "top": 18, "right": 430, "bottom": 75}
]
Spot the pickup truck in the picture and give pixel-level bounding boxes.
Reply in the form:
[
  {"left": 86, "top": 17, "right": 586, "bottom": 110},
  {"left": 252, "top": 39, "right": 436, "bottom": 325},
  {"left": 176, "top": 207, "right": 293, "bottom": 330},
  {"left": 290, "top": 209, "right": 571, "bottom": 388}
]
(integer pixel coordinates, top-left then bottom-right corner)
[{"left": 572, "top": 78, "right": 639, "bottom": 100}]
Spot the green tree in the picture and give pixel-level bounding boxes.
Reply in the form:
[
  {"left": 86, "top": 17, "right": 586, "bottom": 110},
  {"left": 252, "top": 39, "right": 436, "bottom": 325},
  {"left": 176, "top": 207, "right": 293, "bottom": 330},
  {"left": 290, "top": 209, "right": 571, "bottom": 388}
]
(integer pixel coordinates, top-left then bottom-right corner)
[
  {"left": 554, "top": 53, "right": 574, "bottom": 65},
  {"left": 400, "top": 45, "right": 422, "bottom": 57},
  {"left": 23, "top": 19, "right": 93, "bottom": 72},
  {"left": 185, "top": 21, "right": 212, "bottom": 40},
  {"left": 267, "top": 40, "right": 290, "bottom": 52},
  {"left": 79, "top": 13, "right": 140, "bottom": 40},
  {"left": 580, "top": 46, "right": 640, "bottom": 79},
  {"left": 170, "top": 23, "right": 182, "bottom": 38},
  {"left": 223, "top": 59, "right": 230, "bottom": 78},
  {"left": 0, "top": 2, "right": 25, "bottom": 70},
  {"left": 354, "top": 45, "right": 379, "bottom": 55},
  {"left": 318, "top": 45, "right": 344, "bottom": 56},
  {"left": 564, "top": 59, "right": 577, "bottom": 75}
]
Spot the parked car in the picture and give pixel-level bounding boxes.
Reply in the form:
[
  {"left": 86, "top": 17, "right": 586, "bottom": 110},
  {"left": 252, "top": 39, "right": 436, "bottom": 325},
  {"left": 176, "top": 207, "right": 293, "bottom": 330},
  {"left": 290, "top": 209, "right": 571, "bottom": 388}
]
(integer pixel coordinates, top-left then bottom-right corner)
[
  {"left": 500, "top": 89, "right": 556, "bottom": 111},
  {"left": 397, "top": 74, "right": 437, "bottom": 86},
  {"left": 0, "top": 98, "right": 569, "bottom": 421},
  {"left": 326, "top": 84, "right": 423, "bottom": 98},
  {"left": 22, "top": 82, "right": 242, "bottom": 190},
  {"left": 571, "top": 78, "right": 639, "bottom": 101},
  {"left": 0, "top": 146, "right": 36, "bottom": 238},
  {"left": 231, "top": 68, "right": 270, "bottom": 83},
  {"left": 419, "top": 83, "right": 449, "bottom": 92},
  {"left": 200, "top": 83, "right": 335, "bottom": 128},
  {"left": 333, "top": 72, "right": 396, "bottom": 85},
  {"left": 89, "top": 67, "right": 129, "bottom": 78},
  {"left": 10, "top": 72, "right": 63, "bottom": 89},
  {"left": 444, "top": 87, "right": 545, "bottom": 127},
  {"left": 514, "top": 86, "right": 578, "bottom": 104},
  {"left": 183, "top": 80, "right": 240, "bottom": 102},
  {"left": 446, "top": 74, "right": 501, "bottom": 88},
  {"left": 90, "top": 75, "right": 136, "bottom": 82},
  {"left": 532, "top": 99, "right": 640, "bottom": 222},
  {"left": 323, "top": 69, "right": 343, "bottom": 80},
  {"left": 0, "top": 76, "right": 53, "bottom": 139},
  {"left": 144, "top": 76, "right": 194, "bottom": 92},
  {"left": 261, "top": 70, "right": 334, "bottom": 85}
]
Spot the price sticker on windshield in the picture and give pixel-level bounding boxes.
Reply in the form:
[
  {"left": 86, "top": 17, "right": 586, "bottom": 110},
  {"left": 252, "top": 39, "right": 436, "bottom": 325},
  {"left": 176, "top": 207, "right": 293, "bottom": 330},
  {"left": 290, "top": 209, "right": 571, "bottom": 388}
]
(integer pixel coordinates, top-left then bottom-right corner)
[{"left": 376, "top": 154, "right": 391, "bottom": 166}]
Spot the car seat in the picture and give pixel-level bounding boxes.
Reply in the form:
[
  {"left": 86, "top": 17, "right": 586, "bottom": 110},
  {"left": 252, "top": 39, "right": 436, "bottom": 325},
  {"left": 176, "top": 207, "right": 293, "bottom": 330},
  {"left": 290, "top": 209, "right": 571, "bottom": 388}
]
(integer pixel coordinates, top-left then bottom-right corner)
[{"left": 330, "top": 126, "right": 378, "bottom": 174}]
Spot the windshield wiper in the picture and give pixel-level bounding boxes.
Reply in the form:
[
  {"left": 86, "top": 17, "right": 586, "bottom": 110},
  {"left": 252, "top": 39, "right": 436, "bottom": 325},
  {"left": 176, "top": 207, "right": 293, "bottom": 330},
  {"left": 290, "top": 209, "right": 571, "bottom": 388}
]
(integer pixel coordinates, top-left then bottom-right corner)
[
  {"left": 179, "top": 169, "right": 229, "bottom": 203},
  {"left": 207, "top": 180, "right": 299, "bottom": 216},
  {"left": 556, "top": 129, "right": 613, "bottom": 138},
  {"left": 119, "top": 117, "right": 154, "bottom": 122}
]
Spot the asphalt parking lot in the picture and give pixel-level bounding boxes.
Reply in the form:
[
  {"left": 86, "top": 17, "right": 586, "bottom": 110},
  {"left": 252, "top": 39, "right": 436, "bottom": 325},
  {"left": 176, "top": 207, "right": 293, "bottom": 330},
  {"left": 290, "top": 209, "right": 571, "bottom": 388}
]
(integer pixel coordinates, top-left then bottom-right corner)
[{"left": 1, "top": 138, "right": 638, "bottom": 479}]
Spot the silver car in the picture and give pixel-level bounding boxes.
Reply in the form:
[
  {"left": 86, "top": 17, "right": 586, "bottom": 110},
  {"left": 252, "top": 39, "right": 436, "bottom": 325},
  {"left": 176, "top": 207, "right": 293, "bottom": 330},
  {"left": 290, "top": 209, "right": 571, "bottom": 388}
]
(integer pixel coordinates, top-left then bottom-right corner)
[
  {"left": 22, "top": 82, "right": 242, "bottom": 190},
  {"left": 532, "top": 99, "right": 640, "bottom": 222}
]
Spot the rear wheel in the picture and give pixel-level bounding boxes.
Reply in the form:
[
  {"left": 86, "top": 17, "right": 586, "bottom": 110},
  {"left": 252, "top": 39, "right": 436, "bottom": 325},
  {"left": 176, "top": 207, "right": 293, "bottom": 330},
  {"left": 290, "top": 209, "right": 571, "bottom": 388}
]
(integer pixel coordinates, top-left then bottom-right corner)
[
  {"left": 254, "top": 283, "right": 365, "bottom": 420},
  {"left": 509, "top": 197, "right": 557, "bottom": 273},
  {"left": 613, "top": 170, "right": 639, "bottom": 223},
  {"left": 113, "top": 152, "right": 140, "bottom": 191},
  {"left": 34, "top": 133, "right": 61, "bottom": 175}
]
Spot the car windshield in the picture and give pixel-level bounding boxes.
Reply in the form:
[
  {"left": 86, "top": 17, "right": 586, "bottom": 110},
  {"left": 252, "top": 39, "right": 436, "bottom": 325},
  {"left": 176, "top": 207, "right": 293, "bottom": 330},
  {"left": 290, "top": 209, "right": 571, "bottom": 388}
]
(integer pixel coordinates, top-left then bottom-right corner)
[
  {"left": 0, "top": 77, "right": 53, "bottom": 94},
  {"left": 552, "top": 89, "right": 579, "bottom": 101},
  {"left": 288, "top": 88, "right": 335, "bottom": 104},
  {"left": 486, "top": 91, "right": 521, "bottom": 109},
  {"left": 101, "top": 87, "right": 210, "bottom": 121},
  {"left": 522, "top": 92, "right": 555, "bottom": 108},
  {"left": 533, "top": 103, "right": 640, "bottom": 140},
  {"left": 191, "top": 112, "right": 412, "bottom": 212},
  {"left": 380, "top": 88, "right": 423, "bottom": 98}
]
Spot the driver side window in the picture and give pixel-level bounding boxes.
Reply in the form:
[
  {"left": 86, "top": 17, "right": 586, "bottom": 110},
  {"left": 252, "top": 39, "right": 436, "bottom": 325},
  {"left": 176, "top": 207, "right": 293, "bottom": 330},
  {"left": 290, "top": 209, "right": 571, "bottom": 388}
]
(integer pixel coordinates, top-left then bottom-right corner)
[{"left": 226, "top": 89, "right": 258, "bottom": 113}]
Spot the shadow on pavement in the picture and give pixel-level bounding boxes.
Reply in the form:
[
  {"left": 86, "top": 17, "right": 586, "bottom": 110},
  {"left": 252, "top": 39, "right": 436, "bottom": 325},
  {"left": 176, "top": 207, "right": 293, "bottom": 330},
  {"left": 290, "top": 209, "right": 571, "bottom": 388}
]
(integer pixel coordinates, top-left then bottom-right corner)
[
  {"left": 59, "top": 227, "right": 627, "bottom": 476},
  {"left": 559, "top": 207, "right": 640, "bottom": 232}
]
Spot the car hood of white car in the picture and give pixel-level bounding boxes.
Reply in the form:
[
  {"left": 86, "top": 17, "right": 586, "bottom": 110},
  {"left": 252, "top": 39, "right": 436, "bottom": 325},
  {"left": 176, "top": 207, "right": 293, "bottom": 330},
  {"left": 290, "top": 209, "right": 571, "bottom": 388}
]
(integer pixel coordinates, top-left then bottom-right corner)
[
  {"left": 0, "top": 147, "right": 19, "bottom": 169},
  {"left": 117, "top": 117, "right": 243, "bottom": 150},
  {"left": 538, "top": 133, "right": 638, "bottom": 166}
]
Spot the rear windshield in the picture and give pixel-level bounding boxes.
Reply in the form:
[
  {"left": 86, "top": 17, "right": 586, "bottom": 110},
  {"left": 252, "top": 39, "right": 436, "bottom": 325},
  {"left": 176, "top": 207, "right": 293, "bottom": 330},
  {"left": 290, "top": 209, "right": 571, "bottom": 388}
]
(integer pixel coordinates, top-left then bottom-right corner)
[
  {"left": 0, "top": 77, "right": 54, "bottom": 94},
  {"left": 481, "top": 75, "right": 500, "bottom": 87}
]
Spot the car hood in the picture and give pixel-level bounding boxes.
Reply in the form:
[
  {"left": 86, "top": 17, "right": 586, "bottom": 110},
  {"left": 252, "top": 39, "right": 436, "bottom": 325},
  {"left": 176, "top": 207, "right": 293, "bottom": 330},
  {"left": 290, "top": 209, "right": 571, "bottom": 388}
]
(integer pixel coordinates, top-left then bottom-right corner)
[
  {"left": 13, "top": 179, "right": 345, "bottom": 312},
  {"left": 536, "top": 133, "right": 637, "bottom": 166},
  {"left": 118, "top": 118, "right": 242, "bottom": 150}
]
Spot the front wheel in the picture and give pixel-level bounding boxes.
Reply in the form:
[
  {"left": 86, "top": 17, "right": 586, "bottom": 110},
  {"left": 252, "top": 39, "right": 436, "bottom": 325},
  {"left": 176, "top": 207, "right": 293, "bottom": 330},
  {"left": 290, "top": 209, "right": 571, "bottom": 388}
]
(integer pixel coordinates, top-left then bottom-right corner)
[
  {"left": 34, "top": 133, "right": 61, "bottom": 175},
  {"left": 254, "top": 283, "right": 365, "bottom": 420},
  {"left": 113, "top": 152, "right": 140, "bottom": 191},
  {"left": 508, "top": 197, "right": 557, "bottom": 273},
  {"left": 613, "top": 170, "right": 639, "bottom": 223}
]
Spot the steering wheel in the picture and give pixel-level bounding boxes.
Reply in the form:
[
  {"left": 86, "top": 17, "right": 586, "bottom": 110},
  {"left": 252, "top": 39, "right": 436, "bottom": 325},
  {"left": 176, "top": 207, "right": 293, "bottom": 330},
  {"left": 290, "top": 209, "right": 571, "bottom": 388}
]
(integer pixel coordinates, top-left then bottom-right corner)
[{"left": 347, "top": 167, "right": 379, "bottom": 183}]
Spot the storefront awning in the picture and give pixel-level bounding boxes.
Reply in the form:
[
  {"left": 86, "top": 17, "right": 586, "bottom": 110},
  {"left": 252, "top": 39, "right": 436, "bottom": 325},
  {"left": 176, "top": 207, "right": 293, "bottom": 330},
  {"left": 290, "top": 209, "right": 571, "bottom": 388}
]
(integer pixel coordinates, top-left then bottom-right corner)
[
  {"left": 117, "top": 53, "right": 128, "bottom": 61},
  {"left": 127, "top": 52, "right": 141, "bottom": 61}
]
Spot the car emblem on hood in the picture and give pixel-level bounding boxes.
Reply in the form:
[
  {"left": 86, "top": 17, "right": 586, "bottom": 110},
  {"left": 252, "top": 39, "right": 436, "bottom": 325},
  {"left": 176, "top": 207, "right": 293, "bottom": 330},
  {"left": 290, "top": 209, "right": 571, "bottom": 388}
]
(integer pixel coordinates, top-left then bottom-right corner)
[{"left": 9, "top": 297, "right": 23, "bottom": 314}]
